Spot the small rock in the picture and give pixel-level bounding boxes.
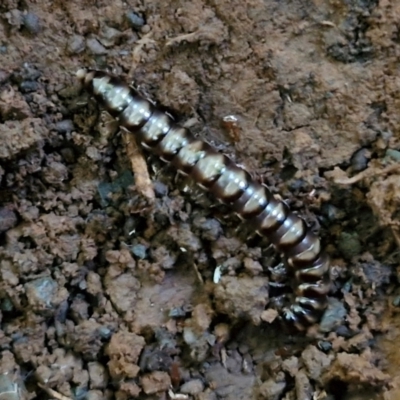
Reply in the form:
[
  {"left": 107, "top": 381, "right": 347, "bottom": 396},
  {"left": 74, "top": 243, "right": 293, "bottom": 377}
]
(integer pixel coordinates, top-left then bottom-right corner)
[
  {"left": 22, "top": 12, "right": 41, "bottom": 35},
  {"left": 392, "top": 295, "right": 400, "bottom": 307},
  {"left": 131, "top": 243, "right": 148, "bottom": 259},
  {"left": 86, "top": 38, "right": 108, "bottom": 55},
  {"left": 319, "top": 298, "right": 347, "bottom": 333},
  {"left": 24, "top": 277, "right": 60, "bottom": 313},
  {"left": 0, "top": 373, "right": 26, "bottom": 400},
  {"left": 321, "top": 203, "right": 346, "bottom": 222},
  {"left": 5, "top": 9, "right": 23, "bottom": 29},
  {"left": 153, "top": 180, "right": 168, "bottom": 197},
  {"left": 318, "top": 341, "right": 332, "bottom": 352},
  {"left": 99, "top": 26, "right": 122, "bottom": 47},
  {"left": 259, "top": 379, "right": 286, "bottom": 400},
  {"left": 140, "top": 371, "right": 171, "bottom": 395},
  {"left": 351, "top": 148, "right": 370, "bottom": 172},
  {"left": 19, "top": 80, "right": 39, "bottom": 93},
  {"left": 150, "top": 245, "right": 176, "bottom": 269},
  {"left": 295, "top": 369, "right": 312, "bottom": 400},
  {"left": 0, "top": 208, "right": 17, "bottom": 232},
  {"left": 88, "top": 362, "right": 108, "bottom": 390},
  {"left": 66, "top": 35, "right": 86, "bottom": 54},
  {"left": 55, "top": 120, "right": 74, "bottom": 133},
  {"left": 301, "top": 345, "right": 332, "bottom": 381},
  {"left": 118, "top": 381, "right": 141, "bottom": 398},
  {"left": 193, "top": 217, "right": 222, "bottom": 241},
  {"left": 126, "top": 11, "right": 145, "bottom": 30},
  {"left": 106, "top": 331, "right": 145, "bottom": 378},
  {"left": 141, "top": 24, "right": 151, "bottom": 34},
  {"left": 0, "top": 69, "right": 10, "bottom": 84},
  {"left": 139, "top": 347, "right": 173, "bottom": 372},
  {"left": 180, "top": 379, "right": 204, "bottom": 395},
  {"left": 86, "top": 390, "right": 104, "bottom": 400},
  {"left": 41, "top": 161, "right": 68, "bottom": 186},
  {"left": 243, "top": 257, "right": 263, "bottom": 275},
  {"left": 338, "top": 232, "right": 361, "bottom": 259}
]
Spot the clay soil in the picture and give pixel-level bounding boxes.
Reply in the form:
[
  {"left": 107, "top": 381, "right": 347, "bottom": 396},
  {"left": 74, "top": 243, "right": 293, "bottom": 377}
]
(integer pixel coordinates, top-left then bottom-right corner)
[{"left": 1, "top": 0, "right": 400, "bottom": 399}]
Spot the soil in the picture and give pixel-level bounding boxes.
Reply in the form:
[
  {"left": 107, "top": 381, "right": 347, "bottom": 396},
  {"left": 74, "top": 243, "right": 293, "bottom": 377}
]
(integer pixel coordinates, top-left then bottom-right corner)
[{"left": 0, "top": 0, "right": 400, "bottom": 399}]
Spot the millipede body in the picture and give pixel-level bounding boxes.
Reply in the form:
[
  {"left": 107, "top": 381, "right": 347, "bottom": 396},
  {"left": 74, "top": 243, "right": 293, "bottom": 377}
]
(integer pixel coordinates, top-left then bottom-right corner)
[{"left": 77, "top": 69, "right": 331, "bottom": 330}]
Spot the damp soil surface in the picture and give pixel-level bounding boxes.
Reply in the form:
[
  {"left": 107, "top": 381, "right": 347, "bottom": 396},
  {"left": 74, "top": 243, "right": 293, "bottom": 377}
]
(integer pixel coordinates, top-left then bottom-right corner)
[{"left": 1, "top": 1, "right": 400, "bottom": 399}]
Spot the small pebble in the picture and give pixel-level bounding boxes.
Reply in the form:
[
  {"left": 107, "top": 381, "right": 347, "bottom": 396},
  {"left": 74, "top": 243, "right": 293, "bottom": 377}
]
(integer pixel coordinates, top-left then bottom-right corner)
[
  {"left": 0, "top": 208, "right": 17, "bottom": 233},
  {"left": 22, "top": 12, "right": 41, "bottom": 35},
  {"left": 169, "top": 306, "right": 189, "bottom": 318},
  {"left": 180, "top": 379, "right": 204, "bottom": 395},
  {"left": 0, "top": 374, "right": 25, "bottom": 400},
  {"left": 126, "top": 11, "right": 145, "bottom": 30},
  {"left": 318, "top": 341, "right": 332, "bottom": 352},
  {"left": 153, "top": 181, "right": 168, "bottom": 197},
  {"left": 131, "top": 243, "right": 147, "bottom": 259},
  {"left": 86, "top": 390, "right": 103, "bottom": 400},
  {"left": 338, "top": 232, "right": 361, "bottom": 259},
  {"left": 351, "top": 148, "right": 369, "bottom": 172},
  {"left": 72, "top": 386, "right": 88, "bottom": 399},
  {"left": 19, "top": 80, "right": 39, "bottom": 93},
  {"left": 24, "top": 277, "right": 58, "bottom": 311},
  {"left": 99, "top": 26, "right": 122, "bottom": 47},
  {"left": 41, "top": 161, "right": 68, "bottom": 185},
  {"left": 11, "top": 66, "right": 41, "bottom": 84},
  {"left": 141, "top": 24, "right": 151, "bottom": 34},
  {"left": 319, "top": 298, "right": 347, "bottom": 333},
  {"left": 392, "top": 295, "right": 400, "bottom": 307},
  {"left": 98, "top": 326, "right": 111, "bottom": 339},
  {"left": 1, "top": 298, "right": 14, "bottom": 312},
  {"left": 335, "top": 325, "right": 352, "bottom": 338},
  {"left": 67, "top": 35, "right": 86, "bottom": 54},
  {"left": 321, "top": 203, "right": 346, "bottom": 221},
  {"left": 386, "top": 148, "right": 400, "bottom": 162},
  {"left": 194, "top": 217, "right": 222, "bottom": 241},
  {"left": 88, "top": 362, "right": 108, "bottom": 390},
  {"left": 86, "top": 38, "right": 108, "bottom": 55},
  {"left": 0, "top": 69, "right": 10, "bottom": 84},
  {"left": 55, "top": 120, "right": 74, "bottom": 133}
]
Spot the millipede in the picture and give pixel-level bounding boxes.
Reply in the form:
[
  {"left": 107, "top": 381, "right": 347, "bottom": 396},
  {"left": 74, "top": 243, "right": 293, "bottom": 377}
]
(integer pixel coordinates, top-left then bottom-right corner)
[{"left": 77, "top": 69, "right": 331, "bottom": 331}]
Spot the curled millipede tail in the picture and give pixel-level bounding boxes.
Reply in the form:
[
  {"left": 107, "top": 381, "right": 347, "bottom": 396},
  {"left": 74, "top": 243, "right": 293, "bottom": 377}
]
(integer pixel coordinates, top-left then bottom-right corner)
[{"left": 78, "top": 69, "right": 331, "bottom": 331}]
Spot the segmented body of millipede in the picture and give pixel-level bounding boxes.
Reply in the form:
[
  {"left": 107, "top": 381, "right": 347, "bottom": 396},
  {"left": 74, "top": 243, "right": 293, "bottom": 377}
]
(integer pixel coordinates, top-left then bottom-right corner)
[{"left": 77, "top": 69, "right": 331, "bottom": 331}]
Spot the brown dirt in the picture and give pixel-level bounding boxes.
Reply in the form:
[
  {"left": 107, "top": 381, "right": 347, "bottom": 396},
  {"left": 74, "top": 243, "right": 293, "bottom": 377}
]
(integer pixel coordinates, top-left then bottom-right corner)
[{"left": 0, "top": 0, "right": 400, "bottom": 399}]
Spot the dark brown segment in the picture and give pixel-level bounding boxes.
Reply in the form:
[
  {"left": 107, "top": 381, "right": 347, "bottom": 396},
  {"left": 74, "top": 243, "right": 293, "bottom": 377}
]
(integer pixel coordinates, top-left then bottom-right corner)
[
  {"left": 232, "top": 182, "right": 269, "bottom": 219},
  {"left": 268, "top": 213, "right": 307, "bottom": 250},
  {"left": 254, "top": 197, "right": 289, "bottom": 236},
  {"left": 138, "top": 109, "right": 172, "bottom": 147},
  {"left": 154, "top": 126, "right": 192, "bottom": 161},
  {"left": 101, "top": 77, "right": 134, "bottom": 115},
  {"left": 118, "top": 94, "right": 153, "bottom": 131},
  {"left": 296, "top": 296, "right": 327, "bottom": 311},
  {"left": 285, "top": 231, "right": 321, "bottom": 267},
  {"left": 294, "top": 252, "right": 330, "bottom": 281},
  {"left": 209, "top": 165, "right": 251, "bottom": 203},
  {"left": 191, "top": 151, "right": 229, "bottom": 187},
  {"left": 296, "top": 278, "right": 331, "bottom": 298},
  {"left": 171, "top": 140, "right": 211, "bottom": 175},
  {"left": 78, "top": 69, "right": 332, "bottom": 330}
]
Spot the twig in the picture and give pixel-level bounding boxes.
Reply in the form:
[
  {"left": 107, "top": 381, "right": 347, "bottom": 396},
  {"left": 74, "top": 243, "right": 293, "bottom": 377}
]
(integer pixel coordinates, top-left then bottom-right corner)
[
  {"left": 128, "top": 32, "right": 155, "bottom": 78},
  {"left": 37, "top": 383, "right": 72, "bottom": 400},
  {"left": 333, "top": 163, "right": 400, "bottom": 185},
  {"left": 122, "top": 131, "right": 155, "bottom": 205}
]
